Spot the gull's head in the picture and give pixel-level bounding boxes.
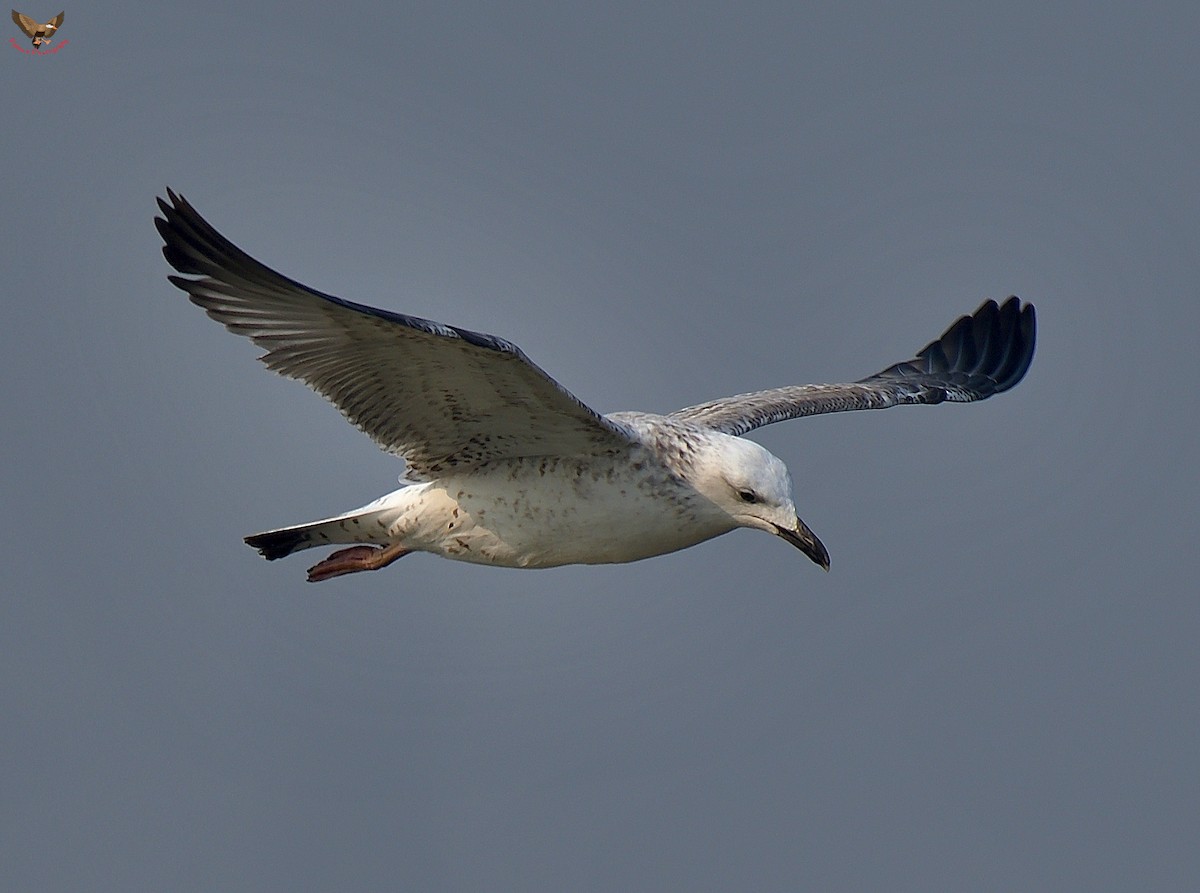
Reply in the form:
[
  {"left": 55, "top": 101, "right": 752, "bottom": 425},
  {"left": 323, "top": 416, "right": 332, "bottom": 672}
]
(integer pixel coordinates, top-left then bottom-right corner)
[{"left": 692, "top": 434, "right": 830, "bottom": 571}]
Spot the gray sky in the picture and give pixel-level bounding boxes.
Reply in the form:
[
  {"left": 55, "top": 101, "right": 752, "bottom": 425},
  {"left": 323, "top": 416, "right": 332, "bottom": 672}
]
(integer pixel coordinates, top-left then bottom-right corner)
[{"left": 3, "top": 3, "right": 1197, "bottom": 890}]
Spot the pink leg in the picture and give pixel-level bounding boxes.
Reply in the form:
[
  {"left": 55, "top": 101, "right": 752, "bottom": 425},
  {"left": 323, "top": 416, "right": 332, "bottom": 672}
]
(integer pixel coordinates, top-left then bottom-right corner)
[{"left": 306, "top": 541, "right": 412, "bottom": 583}]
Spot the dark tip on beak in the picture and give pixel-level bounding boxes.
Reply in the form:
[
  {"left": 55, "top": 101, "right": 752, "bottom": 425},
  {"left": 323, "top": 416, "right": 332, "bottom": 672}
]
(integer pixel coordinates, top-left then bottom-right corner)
[{"left": 774, "top": 519, "right": 830, "bottom": 571}]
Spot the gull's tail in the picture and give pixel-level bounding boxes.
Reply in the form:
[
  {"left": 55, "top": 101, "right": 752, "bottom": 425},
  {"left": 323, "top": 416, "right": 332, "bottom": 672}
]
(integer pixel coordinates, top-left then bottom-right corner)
[{"left": 243, "top": 490, "right": 413, "bottom": 560}]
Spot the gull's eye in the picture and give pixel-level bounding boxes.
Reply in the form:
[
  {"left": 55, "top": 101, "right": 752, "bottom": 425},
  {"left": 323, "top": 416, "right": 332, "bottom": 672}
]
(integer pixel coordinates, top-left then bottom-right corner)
[{"left": 738, "top": 489, "right": 758, "bottom": 504}]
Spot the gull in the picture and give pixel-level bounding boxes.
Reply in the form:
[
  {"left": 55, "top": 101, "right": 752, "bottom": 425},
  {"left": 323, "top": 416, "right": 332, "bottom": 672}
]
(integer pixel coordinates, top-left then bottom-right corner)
[{"left": 155, "top": 190, "right": 1036, "bottom": 583}]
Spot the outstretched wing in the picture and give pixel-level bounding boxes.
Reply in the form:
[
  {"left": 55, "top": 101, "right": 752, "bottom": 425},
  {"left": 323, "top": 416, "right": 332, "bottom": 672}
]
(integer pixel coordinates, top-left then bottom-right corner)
[
  {"left": 12, "top": 11, "right": 38, "bottom": 37},
  {"left": 669, "top": 297, "right": 1036, "bottom": 436},
  {"left": 156, "top": 190, "right": 633, "bottom": 478},
  {"left": 48, "top": 11, "right": 63, "bottom": 29}
]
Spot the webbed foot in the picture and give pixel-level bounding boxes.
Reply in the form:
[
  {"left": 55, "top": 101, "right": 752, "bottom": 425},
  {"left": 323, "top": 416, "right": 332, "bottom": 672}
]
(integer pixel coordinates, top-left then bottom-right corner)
[{"left": 306, "top": 542, "right": 411, "bottom": 582}]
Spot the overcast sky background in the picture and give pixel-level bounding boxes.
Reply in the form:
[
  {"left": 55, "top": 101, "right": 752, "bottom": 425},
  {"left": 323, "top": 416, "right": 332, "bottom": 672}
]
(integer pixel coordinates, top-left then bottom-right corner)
[{"left": 3, "top": 3, "right": 1197, "bottom": 890}]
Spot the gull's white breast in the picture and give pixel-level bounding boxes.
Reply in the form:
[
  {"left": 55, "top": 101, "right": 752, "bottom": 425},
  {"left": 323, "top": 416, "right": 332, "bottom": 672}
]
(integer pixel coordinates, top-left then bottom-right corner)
[{"left": 390, "top": 451, "right": 736, "bottom": 568}]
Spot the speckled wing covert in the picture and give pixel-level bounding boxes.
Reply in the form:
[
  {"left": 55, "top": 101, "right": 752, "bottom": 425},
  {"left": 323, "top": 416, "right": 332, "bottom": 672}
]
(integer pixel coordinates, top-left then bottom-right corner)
[
  {"left": 156, "top": 190, "right": 634, "bottom": 478},
  {"left": 669, "top": 297, "right": 1036, "bottom": 436}
]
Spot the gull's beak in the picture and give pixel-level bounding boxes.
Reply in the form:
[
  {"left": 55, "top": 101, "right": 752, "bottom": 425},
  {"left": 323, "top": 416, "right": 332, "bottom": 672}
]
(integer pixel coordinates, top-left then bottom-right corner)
[{"left": 774, "top": 518, "right": 830, "bottom": 571}]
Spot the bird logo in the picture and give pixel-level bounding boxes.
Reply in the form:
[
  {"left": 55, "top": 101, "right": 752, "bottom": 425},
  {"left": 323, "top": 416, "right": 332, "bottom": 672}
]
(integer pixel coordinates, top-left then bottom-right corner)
[{"left": 11, "top": 9, "right": 63, "bottom": 48}]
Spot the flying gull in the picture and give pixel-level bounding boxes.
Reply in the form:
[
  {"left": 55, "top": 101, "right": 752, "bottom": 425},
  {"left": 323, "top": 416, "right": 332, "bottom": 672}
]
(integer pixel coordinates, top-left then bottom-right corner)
[{"left": 156, "top": 190, "right": 1036, "bottom": 582}]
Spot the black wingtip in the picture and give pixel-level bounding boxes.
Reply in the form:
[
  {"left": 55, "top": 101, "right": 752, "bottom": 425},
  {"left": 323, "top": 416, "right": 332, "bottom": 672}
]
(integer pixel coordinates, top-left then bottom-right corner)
[
  {"left": 907, "top": 296, "right": 1036, "bottom": 399},
  {"left": 155, "top": 188, "right": 324, "bottom": 300},
  {"left": 156, "top": 187, "right": 184, "bottom": 221}
]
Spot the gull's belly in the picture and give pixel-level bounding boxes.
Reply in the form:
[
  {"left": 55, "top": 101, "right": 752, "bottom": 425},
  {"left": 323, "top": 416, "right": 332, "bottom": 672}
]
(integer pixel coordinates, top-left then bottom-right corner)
[{"left": 416, "top": 459, "right": 733, "bottom": 568}]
